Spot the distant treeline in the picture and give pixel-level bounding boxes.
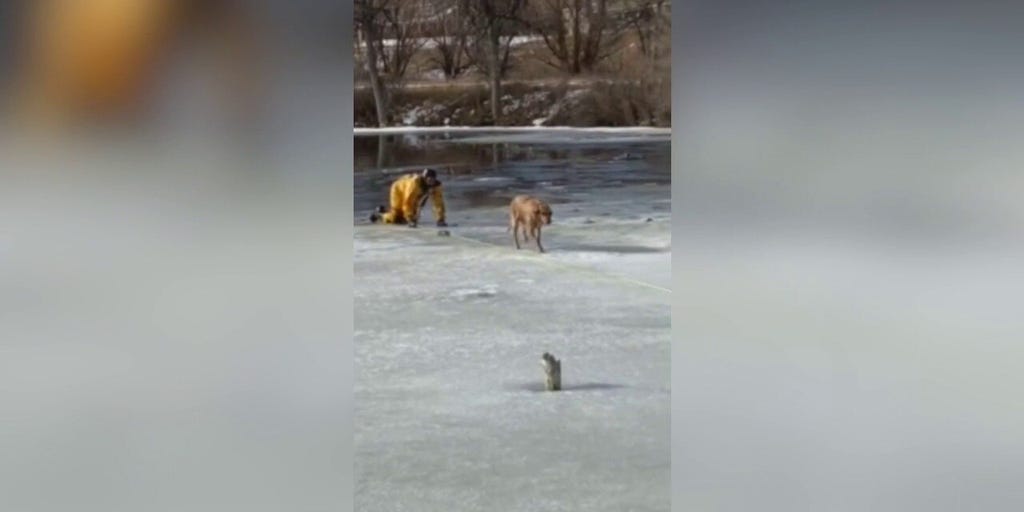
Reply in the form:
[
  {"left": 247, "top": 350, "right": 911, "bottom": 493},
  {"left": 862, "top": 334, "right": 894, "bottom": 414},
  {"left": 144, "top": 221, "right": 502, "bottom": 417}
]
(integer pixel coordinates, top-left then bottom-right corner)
[{"left": 355, "top": 0, "right": 670, "bottom": 127}]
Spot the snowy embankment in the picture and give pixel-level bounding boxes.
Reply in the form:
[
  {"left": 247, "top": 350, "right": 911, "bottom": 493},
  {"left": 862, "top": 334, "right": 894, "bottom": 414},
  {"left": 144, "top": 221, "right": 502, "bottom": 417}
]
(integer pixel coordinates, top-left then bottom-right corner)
[
  {"left": 353, "top": 126, "right": 671, "bottom": 135},
  {"left": 355, "top": 35, "right": 543, "bottom": 52},
  {"left": 354, "top": 82, "right": 670, "bottom": 128}
]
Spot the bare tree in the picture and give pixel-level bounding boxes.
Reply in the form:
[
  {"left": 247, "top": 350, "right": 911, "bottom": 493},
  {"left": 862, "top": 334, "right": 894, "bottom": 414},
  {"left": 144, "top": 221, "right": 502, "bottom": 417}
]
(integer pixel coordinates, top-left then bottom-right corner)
[
  {"left": 375, "top": 2, "right": 426, "bottom": 83},
  {"left": 460, "top": 0, "right": 526, "bottom": 125},
  {"left": 355, "top": 0, "right": 389, "bottom": 126},
  {"left": 355, "top": 0, "right": 425, "bottom": 126},
  {"left": 428, "top": 0, "right": 474, "bottom": 79},
  {"left": 524, "top": 0, "right": 623, "bottom": 74},
  {"left": 604, "top": 0, "right": 669, "bottom": 125},
  {"left": 622, "top": 0, "right": 669, "bottom": 59},
  {"left": 468, "top": 32, "right": 517, "bottom": 80}
]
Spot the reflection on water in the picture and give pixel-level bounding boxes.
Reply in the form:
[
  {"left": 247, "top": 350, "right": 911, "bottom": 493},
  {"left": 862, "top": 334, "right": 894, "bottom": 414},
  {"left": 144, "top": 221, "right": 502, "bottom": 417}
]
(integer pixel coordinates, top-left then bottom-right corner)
[{"left": 353, "top": 131, "right": 671, "bottom": 219}]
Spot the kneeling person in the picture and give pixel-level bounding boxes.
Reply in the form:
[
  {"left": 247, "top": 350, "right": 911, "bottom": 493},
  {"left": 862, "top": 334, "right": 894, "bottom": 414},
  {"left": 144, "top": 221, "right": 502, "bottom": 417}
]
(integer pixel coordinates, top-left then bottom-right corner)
[{"left": 370, "top": 168, "right": 447, "bottom": 228}]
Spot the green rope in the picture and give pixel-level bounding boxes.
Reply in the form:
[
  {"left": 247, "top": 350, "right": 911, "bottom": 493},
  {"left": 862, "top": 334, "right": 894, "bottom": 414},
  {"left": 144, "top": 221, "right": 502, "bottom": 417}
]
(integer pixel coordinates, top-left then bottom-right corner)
[{"left": 442, "top": 229, "right": 672, "bottom": 295}]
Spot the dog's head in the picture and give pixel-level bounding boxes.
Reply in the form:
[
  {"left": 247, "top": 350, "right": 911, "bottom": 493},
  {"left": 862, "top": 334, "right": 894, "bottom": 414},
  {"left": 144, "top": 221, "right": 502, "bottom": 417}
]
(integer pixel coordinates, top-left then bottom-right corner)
[{"left": 537, "top": 203, "right": 552, "bottom": 225}]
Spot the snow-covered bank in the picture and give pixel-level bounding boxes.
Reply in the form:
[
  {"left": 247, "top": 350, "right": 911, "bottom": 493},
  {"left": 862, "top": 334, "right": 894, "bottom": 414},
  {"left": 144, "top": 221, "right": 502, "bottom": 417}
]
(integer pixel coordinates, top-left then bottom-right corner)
[
  {"left": 355, "top": 35, "right": 543, "bottom": 52},
  {"left": 354, "top": 125, "right": 672, "bottom": 135},
  {"left": 355, "top": 80, "right": 670, "bottom": 129}
]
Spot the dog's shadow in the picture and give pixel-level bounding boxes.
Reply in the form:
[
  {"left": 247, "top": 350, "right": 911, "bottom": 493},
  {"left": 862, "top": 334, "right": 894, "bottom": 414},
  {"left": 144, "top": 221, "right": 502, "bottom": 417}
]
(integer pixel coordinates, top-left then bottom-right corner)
[{"left": 507, "top": 382, "right": 627, "bottom": 393}]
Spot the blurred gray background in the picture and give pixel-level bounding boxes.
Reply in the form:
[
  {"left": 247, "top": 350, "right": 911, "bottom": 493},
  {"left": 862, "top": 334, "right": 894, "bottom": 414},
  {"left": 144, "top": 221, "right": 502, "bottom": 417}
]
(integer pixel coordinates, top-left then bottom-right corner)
[
  {"left": 1, "top": 1, "right": 354, "bottom": 511},
  {"left": 674, "top": 0, "right": 1024, "bottom": 510}
]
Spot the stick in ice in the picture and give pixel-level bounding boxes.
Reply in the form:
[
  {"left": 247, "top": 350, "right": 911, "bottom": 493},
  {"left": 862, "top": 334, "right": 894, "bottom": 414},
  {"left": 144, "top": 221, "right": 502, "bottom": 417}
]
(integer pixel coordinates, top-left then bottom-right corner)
[{"left": 541, "top": 352, "right": 561, "bottom": 392}]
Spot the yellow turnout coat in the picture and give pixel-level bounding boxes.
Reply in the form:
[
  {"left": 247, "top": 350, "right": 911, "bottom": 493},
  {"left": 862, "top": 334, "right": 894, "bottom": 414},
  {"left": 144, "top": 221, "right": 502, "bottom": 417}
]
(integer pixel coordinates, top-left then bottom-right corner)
[{"left": 380, "top": 173, "right": 446, "bottom": 225}]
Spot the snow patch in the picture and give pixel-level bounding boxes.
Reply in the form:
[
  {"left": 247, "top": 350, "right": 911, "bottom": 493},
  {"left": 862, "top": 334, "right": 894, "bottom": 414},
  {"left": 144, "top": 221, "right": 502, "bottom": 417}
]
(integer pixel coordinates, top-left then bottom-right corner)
[
  {"left": 449, "top": 285, "right": 499, "bottom": 300},
  {"left": 354, "top": 126, "right": 672, "bottom": 135}
]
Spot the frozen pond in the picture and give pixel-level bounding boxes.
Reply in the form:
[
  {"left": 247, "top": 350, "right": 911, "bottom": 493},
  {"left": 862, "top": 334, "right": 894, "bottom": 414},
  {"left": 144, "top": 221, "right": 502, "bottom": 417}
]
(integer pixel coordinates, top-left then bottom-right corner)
[
  {"left": 354, "top": 130, "right": 671, "bottom": 511},
  {"left": 355, "top": 130, "right": 672, "bottom": 290}
]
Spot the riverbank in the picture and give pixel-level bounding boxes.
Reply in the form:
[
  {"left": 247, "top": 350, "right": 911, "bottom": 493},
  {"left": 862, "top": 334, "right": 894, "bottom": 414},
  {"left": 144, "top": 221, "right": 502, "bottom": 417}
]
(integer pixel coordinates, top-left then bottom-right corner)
[{"left": 354, "top": 79, "right": 671, "bottom": 129}]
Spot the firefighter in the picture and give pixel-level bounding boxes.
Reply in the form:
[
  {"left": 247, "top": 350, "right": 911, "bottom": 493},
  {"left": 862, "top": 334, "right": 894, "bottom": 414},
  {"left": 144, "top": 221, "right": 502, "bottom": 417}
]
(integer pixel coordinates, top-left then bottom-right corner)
[{"left": 370, "top": 168, "right": 448, "bottom": 228}]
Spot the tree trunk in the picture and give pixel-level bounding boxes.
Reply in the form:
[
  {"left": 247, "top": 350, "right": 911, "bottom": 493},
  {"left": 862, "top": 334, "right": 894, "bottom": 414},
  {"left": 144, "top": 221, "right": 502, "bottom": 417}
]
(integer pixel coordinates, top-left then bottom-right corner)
[
  {"left": 376, "top": 134, "right": 387, "bottom": 169},
  {"left": 582, "top": 0, "right": 606, "bottom": 71},
  {"left": 488, "top": 28, "right": 501, "bottom": 125},
  {"left": 362, "top": 26, "right": 388, "bottom": 127},
  {"left": 571, "top": 0, "right": 582, "bottom": 74}
]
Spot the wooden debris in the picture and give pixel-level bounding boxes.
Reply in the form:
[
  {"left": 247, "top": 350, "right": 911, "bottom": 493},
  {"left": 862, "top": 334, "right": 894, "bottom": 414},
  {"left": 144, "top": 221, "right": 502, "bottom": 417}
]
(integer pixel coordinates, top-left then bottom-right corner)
[{"left": 541, "top": 352, "right": 561, "bottom": 391}]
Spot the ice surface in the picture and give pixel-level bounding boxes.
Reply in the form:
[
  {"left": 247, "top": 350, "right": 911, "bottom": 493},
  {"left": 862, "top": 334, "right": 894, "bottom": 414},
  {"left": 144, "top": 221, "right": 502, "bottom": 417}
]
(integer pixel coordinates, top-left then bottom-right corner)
[
  {"left": 354, "top": 132, "right": 670, "bottom": 511},
  {"left": 355, "top": 228, "right": 669, "bottom": 512},
  {"left": 450, "top": 132, "right": 672, "bottom": 146}
]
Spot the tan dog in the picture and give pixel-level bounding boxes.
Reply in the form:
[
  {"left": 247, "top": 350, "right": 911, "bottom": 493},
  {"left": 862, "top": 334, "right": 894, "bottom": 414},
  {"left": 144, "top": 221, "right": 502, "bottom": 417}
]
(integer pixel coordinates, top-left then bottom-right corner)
[{"left": 508, "top": 195, "right": 553, "bottom": 253}]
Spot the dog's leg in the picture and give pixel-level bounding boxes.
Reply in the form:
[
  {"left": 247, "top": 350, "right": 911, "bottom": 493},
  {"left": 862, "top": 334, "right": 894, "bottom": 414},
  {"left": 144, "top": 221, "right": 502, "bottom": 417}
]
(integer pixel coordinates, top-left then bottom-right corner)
[
  {"left": 535, "top": 225, "right": 545, "bottom": 253},
  {"left": 513, "top": 219, "right": 521, "bottom": 249}
]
